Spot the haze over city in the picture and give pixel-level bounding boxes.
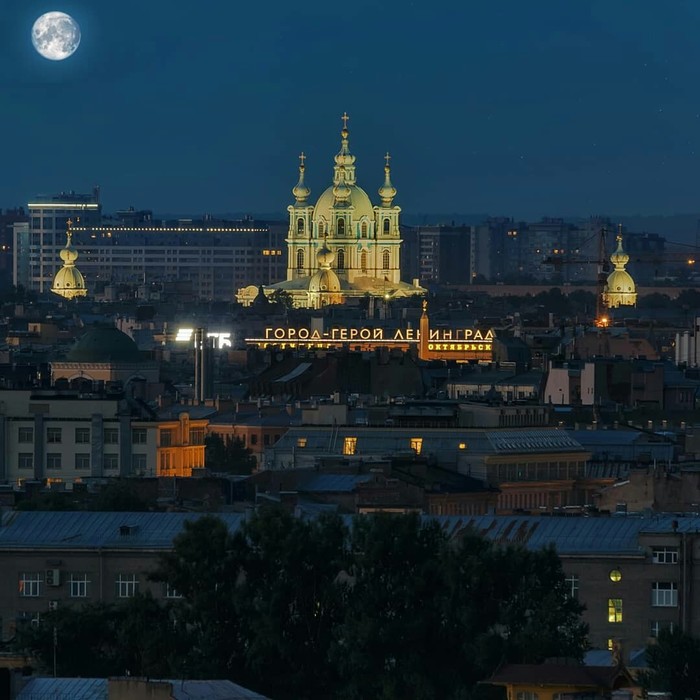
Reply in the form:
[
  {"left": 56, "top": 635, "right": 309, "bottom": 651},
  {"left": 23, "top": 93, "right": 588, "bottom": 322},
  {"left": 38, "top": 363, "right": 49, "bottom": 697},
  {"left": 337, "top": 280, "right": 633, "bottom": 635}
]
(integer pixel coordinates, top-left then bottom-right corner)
[{"left": 3, "top": 0, "right": 700, "bottom": 222}]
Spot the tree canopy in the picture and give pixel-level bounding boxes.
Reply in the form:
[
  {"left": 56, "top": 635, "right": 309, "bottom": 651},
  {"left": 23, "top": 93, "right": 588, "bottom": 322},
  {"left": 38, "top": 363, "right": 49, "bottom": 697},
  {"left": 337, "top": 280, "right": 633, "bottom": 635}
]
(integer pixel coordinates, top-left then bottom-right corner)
[
  {"left": 15, "top": 510, "right": 588, "bottom": 699},
  {"left": 639, "top": 627, "right": 700, "bottom": 699}
]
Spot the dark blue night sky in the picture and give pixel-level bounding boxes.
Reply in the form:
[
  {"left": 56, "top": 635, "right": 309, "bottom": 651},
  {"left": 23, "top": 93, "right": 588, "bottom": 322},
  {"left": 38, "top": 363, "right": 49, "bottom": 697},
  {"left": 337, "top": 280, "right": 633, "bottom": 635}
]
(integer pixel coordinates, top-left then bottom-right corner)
[{"left": 2, "top": 0, "right": 700, "bottom": 219}]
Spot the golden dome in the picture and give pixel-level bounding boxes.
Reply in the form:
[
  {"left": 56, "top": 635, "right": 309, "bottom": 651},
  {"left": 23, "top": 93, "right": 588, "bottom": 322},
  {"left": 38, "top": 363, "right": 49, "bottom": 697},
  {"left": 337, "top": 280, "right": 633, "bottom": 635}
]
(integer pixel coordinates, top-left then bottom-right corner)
[
  {"left": 52, "top": 229, "right": 87, "bottom": 300},
  {"left": 378, "top": 153, "right": 397, "bottom": 206},
  {"left": 309, "top": 241, "right": 341, "bottom": 293},
  {"left": 314, "top": 183, "right": 374, "bottom": 220},
  {"left": 292, "top": 152, "right": 311, "bottom": 204},
  {"left": 603, "top": 235, "right": 636, "bottom": 309}
]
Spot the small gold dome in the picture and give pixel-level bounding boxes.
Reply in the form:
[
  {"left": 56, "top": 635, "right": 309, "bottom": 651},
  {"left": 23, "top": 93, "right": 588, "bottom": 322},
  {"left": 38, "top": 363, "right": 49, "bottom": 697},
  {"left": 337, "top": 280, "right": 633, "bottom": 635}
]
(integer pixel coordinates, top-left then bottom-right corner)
[
  {"left": 52, "top": 228, "right": 87, "bottom": 300},
  {"left": 292, "top": 152, "right": 311, "bottom": 204}
]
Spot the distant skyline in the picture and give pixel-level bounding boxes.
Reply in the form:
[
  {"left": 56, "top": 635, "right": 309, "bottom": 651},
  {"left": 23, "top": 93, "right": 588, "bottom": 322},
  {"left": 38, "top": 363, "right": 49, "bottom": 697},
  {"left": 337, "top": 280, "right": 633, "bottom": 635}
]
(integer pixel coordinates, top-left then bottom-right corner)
[{"left": 4, "top": 1, "right": 700, "bottom": 219}]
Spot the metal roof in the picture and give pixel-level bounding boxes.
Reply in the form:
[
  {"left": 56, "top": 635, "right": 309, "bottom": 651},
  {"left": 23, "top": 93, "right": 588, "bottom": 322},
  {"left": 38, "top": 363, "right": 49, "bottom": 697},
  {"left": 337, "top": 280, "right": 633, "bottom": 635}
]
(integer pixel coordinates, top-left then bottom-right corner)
[
  {"left": 432, "top": 514, "right": 676, "bottom": 555},
  {"left": 299, "top": 473, "right": 373, "bottom": 493},
  {"left": 17, "top": 678, "right": 106, "bottom": 699},
  {"left": 0, "top": 511, "right": 245, "bottom": 551},
  {"left": 16, "top": 678, "right": 269, "bottom": 700},
  {"left": 3, "top": 511, "right": 700, "bottom": 558},
  {"left": 486, "top": 429, "right": 584, "bottom": 454}
]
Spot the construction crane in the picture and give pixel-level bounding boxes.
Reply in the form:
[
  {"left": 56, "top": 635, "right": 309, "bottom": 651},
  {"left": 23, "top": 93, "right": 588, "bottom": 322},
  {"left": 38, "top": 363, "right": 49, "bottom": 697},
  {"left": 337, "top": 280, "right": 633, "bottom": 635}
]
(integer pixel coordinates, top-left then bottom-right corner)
[
  {"left": 542, "top": 226, "right": 611, "bottom": 327},
  {"left": 543, "top": 226, "right": 700, "bottom": 327}
]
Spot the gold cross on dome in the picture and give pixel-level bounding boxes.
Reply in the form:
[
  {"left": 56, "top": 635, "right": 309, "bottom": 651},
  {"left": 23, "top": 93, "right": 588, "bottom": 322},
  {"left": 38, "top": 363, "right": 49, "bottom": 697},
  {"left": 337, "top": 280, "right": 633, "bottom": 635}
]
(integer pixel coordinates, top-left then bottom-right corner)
[
  {"left": 299, "top": 152, "right": 306, "bottom": 167},
  {"left": 385, "top": 152, "right": 391, "bottom": 167},
  {"left": 341, "top": 112, "right": 349, "bottom": 129},
  {"left": 66, "top": 219, "right": 73, "bottom": 229}
]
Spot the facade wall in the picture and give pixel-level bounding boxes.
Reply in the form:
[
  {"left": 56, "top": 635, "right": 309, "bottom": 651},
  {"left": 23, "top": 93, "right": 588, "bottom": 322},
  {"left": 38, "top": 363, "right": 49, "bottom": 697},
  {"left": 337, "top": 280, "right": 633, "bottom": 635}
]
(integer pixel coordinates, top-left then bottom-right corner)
[
  {"left": 563, "top": 531, "right": 693, "bottom": 655},
  {"left": 0, "top": 391, "right": 207, "bottom": 483},
  {"left": 15, "top": 208, "right": 287, "bottom": 300},
  {"left": 1, "top": 549, "right": 165, "bottom": 641}
]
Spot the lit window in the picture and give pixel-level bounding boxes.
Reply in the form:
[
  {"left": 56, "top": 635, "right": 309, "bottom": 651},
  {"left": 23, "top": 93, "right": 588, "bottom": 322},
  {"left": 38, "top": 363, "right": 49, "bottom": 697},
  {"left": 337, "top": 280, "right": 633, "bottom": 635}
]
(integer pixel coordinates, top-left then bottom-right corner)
[
  {"left": 410, "top": 438, "right": 423, "bottom": 455},
  {"left": 609, "top": 569, "right": 622, "bottom": 583},
  {"left": 607, "top": 638, "right": 615, "bottom": 651},
  {"left": 652, "top": 547, "right": 679, "bottom": 564},
  {"left": 652, "top": 582, "right": 678, "bottom": 607},
  {"left": 343, "top": 437, "right": 357, "bottom": 456},
  {"left": 115, "top": 574, "right": 139, "bottom": 598},
  {"left": 75, "top": 427, "right": 90, "bottom": 444},
  {"left": 69, "top": 573, "right": 90, "bottom": 598},
  {"left": 458, "top": 442, "right": 467, "bottom": 450},
  {"left": 608, "top": 598, "right": 623, "bottom": 623},
  {"left": 565, "top": 573, "right": 579, "bottom": 599},
  {"left": 297, "top": 437, "right": 307, "bottom": 448},
  {"left": 19, "top": 572, "right": 42, "bottom": 598}
]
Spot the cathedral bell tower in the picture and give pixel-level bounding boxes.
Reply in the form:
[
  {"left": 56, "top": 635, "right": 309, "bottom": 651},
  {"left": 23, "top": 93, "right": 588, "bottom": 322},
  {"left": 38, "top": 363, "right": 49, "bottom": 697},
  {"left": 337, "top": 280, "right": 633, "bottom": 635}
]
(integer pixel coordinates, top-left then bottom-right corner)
[{"left": 286, "top": 152, "right": 315, "bottom": 281}]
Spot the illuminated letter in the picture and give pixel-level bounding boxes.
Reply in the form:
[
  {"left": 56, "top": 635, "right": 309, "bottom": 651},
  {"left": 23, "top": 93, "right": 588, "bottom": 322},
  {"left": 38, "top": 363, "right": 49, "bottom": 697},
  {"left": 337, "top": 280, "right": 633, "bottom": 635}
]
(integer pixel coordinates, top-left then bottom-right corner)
[
  {"left": 176, "top": 328, "right": 193, "bottom": 343},
  {"left": 373, "top": 329, "right": 383, "bottom": 340},
  {"left": 274, "top": 328, "right": 286, "bottom": 340},
  {"left": 360, "top": 328, "right": 371, "bottom": 340},
  {"left": 298, "top": 328, "right": 309, "bottom": 340}
]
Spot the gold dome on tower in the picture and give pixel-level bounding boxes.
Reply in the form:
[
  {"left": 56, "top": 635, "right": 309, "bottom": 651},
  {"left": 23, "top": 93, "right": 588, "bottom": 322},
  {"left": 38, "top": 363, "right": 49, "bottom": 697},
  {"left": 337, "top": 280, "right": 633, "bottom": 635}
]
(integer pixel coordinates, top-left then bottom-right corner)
[
  {"left": 51, "top": 221, "right": 87, "bottom": 300},
  {"left": 602, "top": 234, "right": 636, "bottom": 309}
]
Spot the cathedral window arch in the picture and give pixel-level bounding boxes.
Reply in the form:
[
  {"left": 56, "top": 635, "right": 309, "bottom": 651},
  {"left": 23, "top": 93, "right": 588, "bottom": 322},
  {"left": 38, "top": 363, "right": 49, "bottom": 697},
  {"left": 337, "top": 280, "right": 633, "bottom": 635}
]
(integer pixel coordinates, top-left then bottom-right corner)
[
  {"left": 296, "top": 249, "right": 304, "bottom": 270},
  {"left": 361, "top": 251, "right": 368, "bottom": 273},
  {"left": 318, "top": 220, "right": 326, "bottom": 237},
  {"left": 382, "top": 249, "right": 390, "bottom": 270},
  {"left": 337, "top": 249, "right": 345, "bottom": 270},
  {"left": 361, "top": 221, "right": 368, "bottom": 238},
  {"left": 337, "top": 218, "right": 345, "bottom": 236},
  {"left": 297, "top": 218, "right": 304, "bottom": 235},
  {"left": 383, "top": 218, "right": 390, "bottom": 234}
]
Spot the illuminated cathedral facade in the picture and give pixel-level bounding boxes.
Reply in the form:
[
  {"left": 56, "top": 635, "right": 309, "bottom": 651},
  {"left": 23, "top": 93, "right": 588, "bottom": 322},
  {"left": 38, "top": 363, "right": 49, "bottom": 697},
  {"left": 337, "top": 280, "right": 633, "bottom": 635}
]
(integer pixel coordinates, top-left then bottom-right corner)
[{"left": 237, "top": 115, "right": 424, "bottom": 309}]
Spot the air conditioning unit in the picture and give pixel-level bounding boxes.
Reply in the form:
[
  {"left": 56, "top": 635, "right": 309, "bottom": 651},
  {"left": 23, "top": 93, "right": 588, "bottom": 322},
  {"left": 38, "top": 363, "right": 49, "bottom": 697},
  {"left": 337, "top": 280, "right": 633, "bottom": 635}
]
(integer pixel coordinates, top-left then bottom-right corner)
[
  {"left": 45, "top": 569, "right": 61, "bottom": 587},
  {"left": 48, "top": 600, "right": 58, "bottom": 611}
]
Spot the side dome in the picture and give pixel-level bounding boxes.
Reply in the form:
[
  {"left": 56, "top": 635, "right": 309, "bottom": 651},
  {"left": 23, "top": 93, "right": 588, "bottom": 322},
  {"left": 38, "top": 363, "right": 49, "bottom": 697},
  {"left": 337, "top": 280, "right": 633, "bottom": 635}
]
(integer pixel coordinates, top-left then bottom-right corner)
[
  {"left": 51, "top": 266, "right": 86, "bottom": 297},
  {"left": 66, "top": 326, "right": 143, "bottom": 363},
  {"left": 309, "top": 268, "right": 341, "bottom": 293},
  {"left": 314, "top": 184, "right": 374, "bottom": 222}
]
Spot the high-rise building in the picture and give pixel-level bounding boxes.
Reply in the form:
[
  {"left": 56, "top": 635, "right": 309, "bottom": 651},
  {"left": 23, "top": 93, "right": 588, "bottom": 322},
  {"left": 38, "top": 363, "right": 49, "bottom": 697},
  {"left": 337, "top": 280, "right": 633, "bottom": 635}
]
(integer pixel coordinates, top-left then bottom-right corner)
[
  {"left": 21, "top": 189, "right": 102, "bottom": 293},
  {"left": 15, "top": 194, "right": 287, "bottom": 300},
  {"left": 414, "top": 225, "right": 472, "bottom": 286}
]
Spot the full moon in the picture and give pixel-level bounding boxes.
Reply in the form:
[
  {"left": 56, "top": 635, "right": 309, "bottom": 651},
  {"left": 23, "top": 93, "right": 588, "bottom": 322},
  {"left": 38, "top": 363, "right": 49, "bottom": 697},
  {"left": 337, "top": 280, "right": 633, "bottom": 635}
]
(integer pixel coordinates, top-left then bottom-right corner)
[{"left": 31, "top": 11, "right": 81, "bottom": 61}]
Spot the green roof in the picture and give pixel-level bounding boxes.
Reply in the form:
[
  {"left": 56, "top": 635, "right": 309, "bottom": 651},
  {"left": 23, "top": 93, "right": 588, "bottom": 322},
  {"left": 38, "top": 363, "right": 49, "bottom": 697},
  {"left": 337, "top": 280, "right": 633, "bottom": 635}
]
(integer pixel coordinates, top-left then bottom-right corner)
[{"left": 66, "top": 326, "right": 142, "bottom": 363}]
